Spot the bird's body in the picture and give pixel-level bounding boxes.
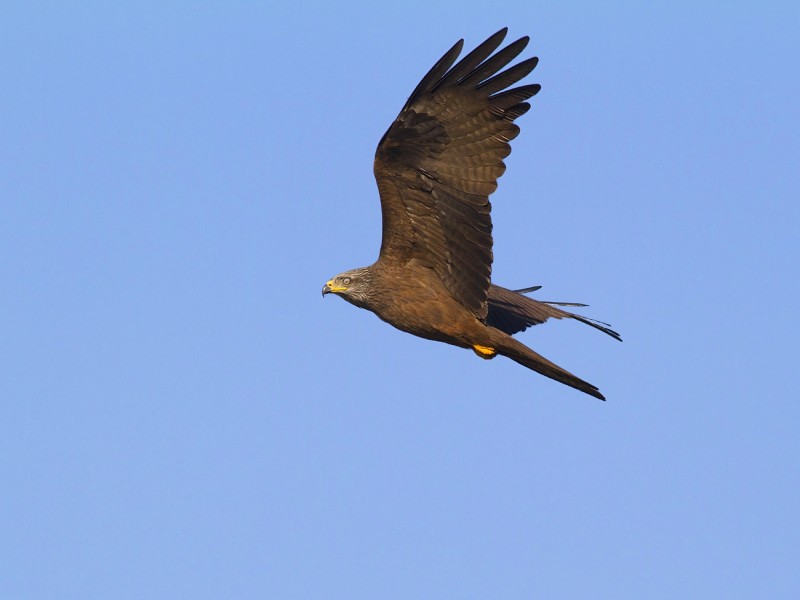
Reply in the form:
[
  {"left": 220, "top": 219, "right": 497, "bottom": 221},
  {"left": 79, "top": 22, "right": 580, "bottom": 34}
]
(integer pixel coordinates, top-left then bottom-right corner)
[
  {"left": 358, "top": 262, "right": 479, "bottom": 346},
  {"left": 323, "top": 29, "right": 620, "bottom": 400}
]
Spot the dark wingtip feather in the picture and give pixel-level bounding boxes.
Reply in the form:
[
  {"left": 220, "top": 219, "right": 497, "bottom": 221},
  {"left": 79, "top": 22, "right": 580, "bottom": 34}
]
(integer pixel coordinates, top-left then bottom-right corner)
[
  {"left": 402, "top": 38, "right": 464, "bottom": 110},
  {"left": 543, "top": 301, "right": 589, "bottom": 307},
  {"left": 477, "top": 57, "right": 539, "bottom": 95},
  {"left": 434, "top": 29, "right": 509, "bottom": 90},
  {"left": 513, "top": 285, "right": 542, "bottom": 294},
  {"left": 570, "top": 314, "right": 623, "bottom": 342},
  {"left": 459, "top": 36, "right": 531, "bottom": 88}
]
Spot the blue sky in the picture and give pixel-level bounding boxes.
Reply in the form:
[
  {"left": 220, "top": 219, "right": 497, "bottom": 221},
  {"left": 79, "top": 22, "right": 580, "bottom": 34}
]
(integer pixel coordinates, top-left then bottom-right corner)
[{"left": 2, "top": 2, "right": 798, "bottom": 598}]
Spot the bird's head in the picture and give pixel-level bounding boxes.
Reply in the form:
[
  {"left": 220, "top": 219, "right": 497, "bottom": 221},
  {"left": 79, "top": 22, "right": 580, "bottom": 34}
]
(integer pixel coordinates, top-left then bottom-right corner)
[{"left": 322, "top": 267, "right": 373, "bottom": 308}]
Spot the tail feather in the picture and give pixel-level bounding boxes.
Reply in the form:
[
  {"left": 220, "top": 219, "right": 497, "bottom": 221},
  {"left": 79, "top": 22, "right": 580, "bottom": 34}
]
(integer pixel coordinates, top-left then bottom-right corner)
[{"left": 498, "top": 336, "right": 605, "bottom": 400}]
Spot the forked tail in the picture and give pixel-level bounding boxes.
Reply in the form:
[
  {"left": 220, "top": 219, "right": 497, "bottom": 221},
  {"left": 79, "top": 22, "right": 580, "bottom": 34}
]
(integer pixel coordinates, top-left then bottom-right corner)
[{"left": 498, "top": 336, "right": 606, "bottom": 400}]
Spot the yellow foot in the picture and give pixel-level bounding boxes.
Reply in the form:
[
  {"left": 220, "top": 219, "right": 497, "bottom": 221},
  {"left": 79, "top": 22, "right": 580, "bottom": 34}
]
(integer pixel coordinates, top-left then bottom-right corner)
[{"left": 472, "top": 344, "right": 497, "bottom": 359}]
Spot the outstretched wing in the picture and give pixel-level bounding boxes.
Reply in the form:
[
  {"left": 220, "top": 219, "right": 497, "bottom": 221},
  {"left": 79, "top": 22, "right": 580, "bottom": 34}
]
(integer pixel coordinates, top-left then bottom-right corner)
[{"left": 373, "top": 29, "right": 539, "bottom": 320}]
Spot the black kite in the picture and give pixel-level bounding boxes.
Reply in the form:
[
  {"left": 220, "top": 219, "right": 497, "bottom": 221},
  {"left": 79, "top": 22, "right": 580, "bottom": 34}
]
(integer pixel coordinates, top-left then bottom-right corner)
[{"left": 323, "top": 29, "right": 620, "bottom": 400}]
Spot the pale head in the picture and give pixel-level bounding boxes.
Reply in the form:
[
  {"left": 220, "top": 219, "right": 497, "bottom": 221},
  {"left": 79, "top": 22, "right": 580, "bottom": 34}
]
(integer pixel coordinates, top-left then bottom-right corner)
[{"left": 321, "top": 266, "right": 374, "bottom": 308}]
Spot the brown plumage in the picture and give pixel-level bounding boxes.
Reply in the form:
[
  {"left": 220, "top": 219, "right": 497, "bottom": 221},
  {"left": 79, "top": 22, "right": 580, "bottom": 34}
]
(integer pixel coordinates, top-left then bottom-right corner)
[{"left": 322, "top": 29, "right": 620, "bottom": 400}]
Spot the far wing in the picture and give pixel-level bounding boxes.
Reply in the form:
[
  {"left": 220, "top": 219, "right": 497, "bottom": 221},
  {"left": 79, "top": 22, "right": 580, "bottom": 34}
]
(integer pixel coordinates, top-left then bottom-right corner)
[
  {"left": 374, "top": 29, "right": 539, "bottom": 320},
  {"left": 487, "top": 285, "right": 622, "bottom": 341}
]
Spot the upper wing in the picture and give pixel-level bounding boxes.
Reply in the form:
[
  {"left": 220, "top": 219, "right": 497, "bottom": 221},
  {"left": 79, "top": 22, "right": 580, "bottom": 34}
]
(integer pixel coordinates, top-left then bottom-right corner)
[{"left": 373, "top": 29, "right": 539, "bottom": 320}]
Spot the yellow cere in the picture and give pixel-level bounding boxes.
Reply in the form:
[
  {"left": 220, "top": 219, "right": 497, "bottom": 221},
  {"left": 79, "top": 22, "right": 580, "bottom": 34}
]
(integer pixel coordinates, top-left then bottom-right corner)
[{"left": 327, "top": 280, "right": 348, "bottom": 293}]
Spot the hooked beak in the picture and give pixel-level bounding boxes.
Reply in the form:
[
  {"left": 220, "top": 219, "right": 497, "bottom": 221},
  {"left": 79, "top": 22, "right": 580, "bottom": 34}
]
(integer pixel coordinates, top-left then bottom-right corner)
[{"left": 322, "top": 280, "right": 347, "bottom": 297}]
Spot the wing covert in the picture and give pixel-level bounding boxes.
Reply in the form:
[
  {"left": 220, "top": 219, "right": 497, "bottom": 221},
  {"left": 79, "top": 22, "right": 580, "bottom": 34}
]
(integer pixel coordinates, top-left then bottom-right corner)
[{"left": 374, "top": 28, "right": 540, "bottom": 320}]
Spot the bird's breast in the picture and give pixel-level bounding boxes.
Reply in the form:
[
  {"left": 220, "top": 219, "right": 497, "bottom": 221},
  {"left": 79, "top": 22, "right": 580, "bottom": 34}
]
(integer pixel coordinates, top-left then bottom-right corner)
[{"left": 369, "top": 266, "right": 484, "bottom": 347}]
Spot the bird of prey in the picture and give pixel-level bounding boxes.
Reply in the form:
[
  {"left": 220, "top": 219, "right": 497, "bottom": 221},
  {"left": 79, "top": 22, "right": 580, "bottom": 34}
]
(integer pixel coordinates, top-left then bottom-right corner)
[{"left": 322, "top": 28, "right": 620, "bottom": 400}]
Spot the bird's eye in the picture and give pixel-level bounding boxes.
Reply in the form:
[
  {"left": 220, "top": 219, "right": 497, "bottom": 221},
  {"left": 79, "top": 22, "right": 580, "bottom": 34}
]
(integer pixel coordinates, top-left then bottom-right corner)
[{"left": 342, "top": 277, "right": 351, "bottom": 285}]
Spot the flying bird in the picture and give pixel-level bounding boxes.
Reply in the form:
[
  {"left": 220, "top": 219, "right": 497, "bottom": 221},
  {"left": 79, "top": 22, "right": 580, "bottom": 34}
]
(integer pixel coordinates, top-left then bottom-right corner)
[{"left": 322, "top": 28, "right": 620, "bottom": 400}]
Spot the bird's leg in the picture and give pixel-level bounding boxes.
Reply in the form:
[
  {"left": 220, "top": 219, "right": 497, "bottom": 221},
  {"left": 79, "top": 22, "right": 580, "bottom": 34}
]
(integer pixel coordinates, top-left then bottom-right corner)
[{"left": 472, "top": 344, "right": 497, "bottom": 359}]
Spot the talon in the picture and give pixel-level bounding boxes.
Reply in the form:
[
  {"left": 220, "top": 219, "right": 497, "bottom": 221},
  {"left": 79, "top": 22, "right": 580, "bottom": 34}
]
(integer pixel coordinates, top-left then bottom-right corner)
[{"left": 472, "top": 344, "right": 497, "bottom": 359}]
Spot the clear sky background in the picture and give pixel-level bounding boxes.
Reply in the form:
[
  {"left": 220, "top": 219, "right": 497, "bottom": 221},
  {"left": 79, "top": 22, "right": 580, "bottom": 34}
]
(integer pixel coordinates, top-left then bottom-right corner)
[{"left": 2, "top": 2, "right": 798, "bottom": 598}]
